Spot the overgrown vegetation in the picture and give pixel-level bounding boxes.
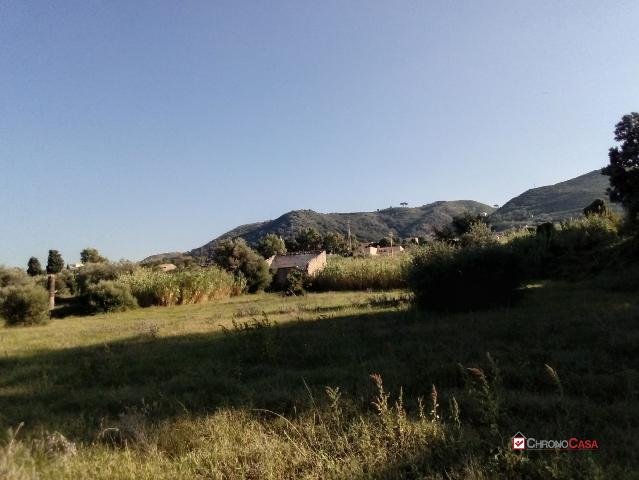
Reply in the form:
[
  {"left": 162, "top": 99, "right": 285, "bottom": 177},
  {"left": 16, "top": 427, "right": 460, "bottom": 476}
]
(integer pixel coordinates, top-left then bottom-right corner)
[
  {"left": 86, "top": 280, "right": 138, "bottom": 313},
  {"left": 313, "top": 255, "right": 409, "bottom": 291},
  {"left": 0, "top": 284, "right": 636, "bottom": 477},
  {"left": 407, "top": 241, "right": 522, "bottom": 310},
  {"left": 119, "top": 267, "right": 243, "bottom": 307},
  {"left": 0, "top": 285, "right": 49, "bottom": 326}
]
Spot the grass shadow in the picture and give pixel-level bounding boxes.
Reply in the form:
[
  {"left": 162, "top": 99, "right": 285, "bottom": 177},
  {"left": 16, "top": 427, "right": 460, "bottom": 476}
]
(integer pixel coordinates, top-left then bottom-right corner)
[{"left": 0, "top": 282, "right": 638, "bottom": 467}]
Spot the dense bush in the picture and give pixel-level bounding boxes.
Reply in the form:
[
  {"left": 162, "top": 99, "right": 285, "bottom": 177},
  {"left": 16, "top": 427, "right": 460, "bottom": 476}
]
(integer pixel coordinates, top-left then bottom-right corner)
[
  {"left": 407, "top": 242, "right": 523, "bottom": 310},
  {"left": 284, "top": 269, "right": 311, "bottom": 296},
  {"left": 75, "top": 262, "right": 138, "bottom": 295},
  {"left": 213, "top": 239, "right": 272, "bottom": 293},
  {"left": 120, "top": 267, "right": 242, "bottom": 307},
  {"left": 87, "top": 280, "right": 138, "bottom": 313},
  {"left": 313, "top": 255, "right": 409, "bottom": 291},
  {"left": 53, "top": 269, "right": 77, "bottom": 296},
  {"left": 0, "top": 266, "right": 32, "bottom": 289},
  {"left": 0, "top": 285, "right": 50, "bottom": 326},
  {"left": 505, "top": 214, "right": 621, "bottom": 280},
  {"left": 460, "top": 221, "right": 497, "bottom": 248}
]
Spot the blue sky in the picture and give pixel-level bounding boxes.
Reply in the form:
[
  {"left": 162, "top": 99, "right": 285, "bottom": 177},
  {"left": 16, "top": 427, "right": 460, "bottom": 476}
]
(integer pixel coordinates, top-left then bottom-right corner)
[{"left": 1, "top": 1, "right": 638, "bottom": 266}]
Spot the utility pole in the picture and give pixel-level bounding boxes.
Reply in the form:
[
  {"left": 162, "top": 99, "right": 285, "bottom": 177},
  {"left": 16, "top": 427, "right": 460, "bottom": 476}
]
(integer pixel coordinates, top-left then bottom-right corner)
[
  {"left": 347, "top": 220, "right": 352, "bottom": 252},
  {"left": 389, "top": 231, "right": 393, "bottom": 257}
]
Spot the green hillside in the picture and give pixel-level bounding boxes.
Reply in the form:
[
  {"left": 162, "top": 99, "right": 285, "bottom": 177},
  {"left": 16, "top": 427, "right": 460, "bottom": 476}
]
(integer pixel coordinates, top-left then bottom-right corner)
[
  {"left": 189, "top": 200, "right": 495, "bottom": 258},
  {"left": 490, "top": 169, "right": 621, "bottom": 230}
]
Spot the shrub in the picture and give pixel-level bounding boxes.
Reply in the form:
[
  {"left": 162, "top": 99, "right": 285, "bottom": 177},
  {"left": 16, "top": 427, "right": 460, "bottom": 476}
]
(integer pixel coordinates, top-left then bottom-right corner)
[
  {"left": 0, "top": 266, "right": 32, "bottom": 289},
  {"left": 460, "top": 221, "right": 497, "bottom": 248},
  {"left": 407, "top": 242, "right": 523, "bottom": 310},
  {"left": 0, "top": 285, "right": 50, "bottom": 326},
  {"left": 87, "top": 280, "right": 137, "bottom": 313},
  {"left": 504, "top": 215, "right": 622, "bottom": 281},
  {"left": 284, "top": 269, "right": 310, "bottom": 296},
  {"left": 54, "top": 269, "right": 77, "bottom": 296},
  {"left": 75, "top": 262, "right": 138, "bottom": 295},
  {"left": 213, "top": 239, "right": 272, "bottom": 293}
]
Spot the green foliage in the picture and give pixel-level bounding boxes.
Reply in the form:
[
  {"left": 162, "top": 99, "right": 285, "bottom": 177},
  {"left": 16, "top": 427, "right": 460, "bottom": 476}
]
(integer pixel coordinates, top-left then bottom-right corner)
[
  {"left": 80, "top": 247, "right": 108, "bottom": 264},
  {"left": 602, "top": 112, "right": 639, "bottom": 226},
  {"left": 26, "top": 257, "right": 43, "bottom": 277},
  {"left": 506, "top": 215, "right": 621, "bottom": 280},
  {"left": 75, "top": 262, "right": 137, "bottom": 296},
  {"left": 284, "top": 269, "right": 310, "bottom": 296},
  {"left": 54, "top": 269, "right": 78, "bottom": 296},
  {"left": 460, "top": 221, "right": 497, "bottom": 248},
  {"left": 322, "top": 232, "right": 349, "bottom": 255},
  {"left": 120, "top": 267, "right": 242, "bottom": 307},
  {"left": 313, "top": 255, "right": 409, "bottom": 291},
  {"left": 86, "top": 280, "right": 137, "bottom": 313},
  {"left": 213, "top": 238, "right": 271, "bottom": 293},
  {"left": 257, "top": 233, "right": 287, "bottom": 258},
  {"left": 584, "top": 199, "right": 609, "bottom": 217},
  {"left": 452, "top": 212, "right": 489, "bottom": 235},
  {"left": 191, "top": 201, "right": 495, "bottom": 258},
  {"left": 407, "top": 242, "right": 523, "bottom": 310},
  {"left": 490, "top": 170, "right": 622, "bottom": 230},
  {"left": 0, "top": 266, "right": 32, "bottom": 289},
  {"left": 46, "top": 250, "right": 64, "bottom": 274},
  {"left": 294, "top": 227, "right": 323, "bottom": 251},
  {"left": 377, "top": 237, "right": 391, "bottom": 247},
  {"left": 0, "top": 284, "right": 49, "bottom": 326}
]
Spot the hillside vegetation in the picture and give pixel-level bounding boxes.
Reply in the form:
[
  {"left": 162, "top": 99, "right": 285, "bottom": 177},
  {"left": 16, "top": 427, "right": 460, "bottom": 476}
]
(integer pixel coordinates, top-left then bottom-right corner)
[
  {"left": 490, "top": 170, "right": 622, "bottom": 230},
  {"left": 189, "top": 200, "right": 494, "bottom": 258}
]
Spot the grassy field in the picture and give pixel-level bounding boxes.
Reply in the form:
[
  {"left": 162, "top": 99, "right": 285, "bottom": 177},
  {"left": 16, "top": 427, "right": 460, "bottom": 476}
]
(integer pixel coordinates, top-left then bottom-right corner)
[{"left": 1, "top": 283, "right": 638, "bottom": 478}]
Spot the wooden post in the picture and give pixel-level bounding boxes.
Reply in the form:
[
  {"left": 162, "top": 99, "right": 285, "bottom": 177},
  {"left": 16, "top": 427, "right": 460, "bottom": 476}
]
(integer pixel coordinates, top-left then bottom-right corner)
[{"left": 47, "top": 274, "right": 56, "bottom": 310}]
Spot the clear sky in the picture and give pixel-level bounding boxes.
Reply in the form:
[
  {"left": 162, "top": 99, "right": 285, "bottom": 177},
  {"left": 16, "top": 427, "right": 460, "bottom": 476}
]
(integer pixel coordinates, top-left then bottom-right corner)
[{"left": 1, "top": 1, "right": 638, "bottom": 266}]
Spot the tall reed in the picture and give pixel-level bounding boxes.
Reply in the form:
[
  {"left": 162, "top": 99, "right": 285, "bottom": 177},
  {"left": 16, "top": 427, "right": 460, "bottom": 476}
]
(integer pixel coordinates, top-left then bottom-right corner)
[
  {"left": 313, "top": 255, "right": 409, "bottom": 291},
  {"left": 119, "top": 267, "right": 243, "bottom": 307}
]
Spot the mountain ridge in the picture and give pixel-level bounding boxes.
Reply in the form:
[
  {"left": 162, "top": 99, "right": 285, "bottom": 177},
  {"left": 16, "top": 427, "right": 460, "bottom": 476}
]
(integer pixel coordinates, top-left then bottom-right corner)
[
  {"left": 189, "top": 200, "right": 495, "bottom": 258},
  {"left": 489, "top": 169, "right": 620, "bottom": 229},
  {"left": 142, "top": 169, "right": 620, "bottom": 263}
]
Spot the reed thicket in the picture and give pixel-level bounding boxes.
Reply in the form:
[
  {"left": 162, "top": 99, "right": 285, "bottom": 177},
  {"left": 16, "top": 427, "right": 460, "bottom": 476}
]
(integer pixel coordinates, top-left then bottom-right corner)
[
  {"left": 312, "top": 255, "right": 410, "bottom": 291},
  {"left": 119, "top": 267, "right": 244, "bottom": 307}
]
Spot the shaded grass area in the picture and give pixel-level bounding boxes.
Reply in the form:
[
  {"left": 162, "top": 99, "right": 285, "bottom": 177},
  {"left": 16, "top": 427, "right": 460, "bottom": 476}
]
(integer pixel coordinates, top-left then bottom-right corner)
[{"left": 1, "top": 285, "right": 638, "bottom": 478}]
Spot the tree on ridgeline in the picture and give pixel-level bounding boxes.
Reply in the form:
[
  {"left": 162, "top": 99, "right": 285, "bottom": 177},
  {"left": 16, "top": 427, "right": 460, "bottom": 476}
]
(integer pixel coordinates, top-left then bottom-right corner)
[
  {"left": 26, "top": 257, "right": 43, "bottom": 277},
  {"left": 602, "top": 112, "right": 639, "bottom": 227},
  {"left": 46, "top": 250, "right": 64, "bottom": 309}
]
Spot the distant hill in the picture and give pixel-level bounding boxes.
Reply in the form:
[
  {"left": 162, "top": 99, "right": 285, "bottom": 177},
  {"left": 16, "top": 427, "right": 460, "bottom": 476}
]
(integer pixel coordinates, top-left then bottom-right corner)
[
  {"left": 140, "top": 252, "right": 194, "bottom": 266},
  {"left": 489, "top": 169, "right": 620, "bottom": 230},
  {"left": 190, "top": 201, "right": 495, "bottom": 258},
  {"left": 143, "top": 170, "right": 624, "bottom": 262}
]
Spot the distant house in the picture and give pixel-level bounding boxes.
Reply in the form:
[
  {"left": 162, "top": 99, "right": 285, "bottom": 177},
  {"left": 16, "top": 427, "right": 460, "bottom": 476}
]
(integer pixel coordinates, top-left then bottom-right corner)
[
  {"left": 269, "top": 251, "right": 327, "bottom": 286},
  {"left": 67, "top": 263, "right": 84, "bottom": 270},
  {"left": 356, "top": 245, "right": 378, "bottom": 256},
  {"left": 158, "top": 263, "right": 177, "bottom": 272},
  {"left": 356, "top": 244, "right": 404, "bottom": 256},
  {"left": 376, "top": 246, "right": 404, "bottom": 256}
]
